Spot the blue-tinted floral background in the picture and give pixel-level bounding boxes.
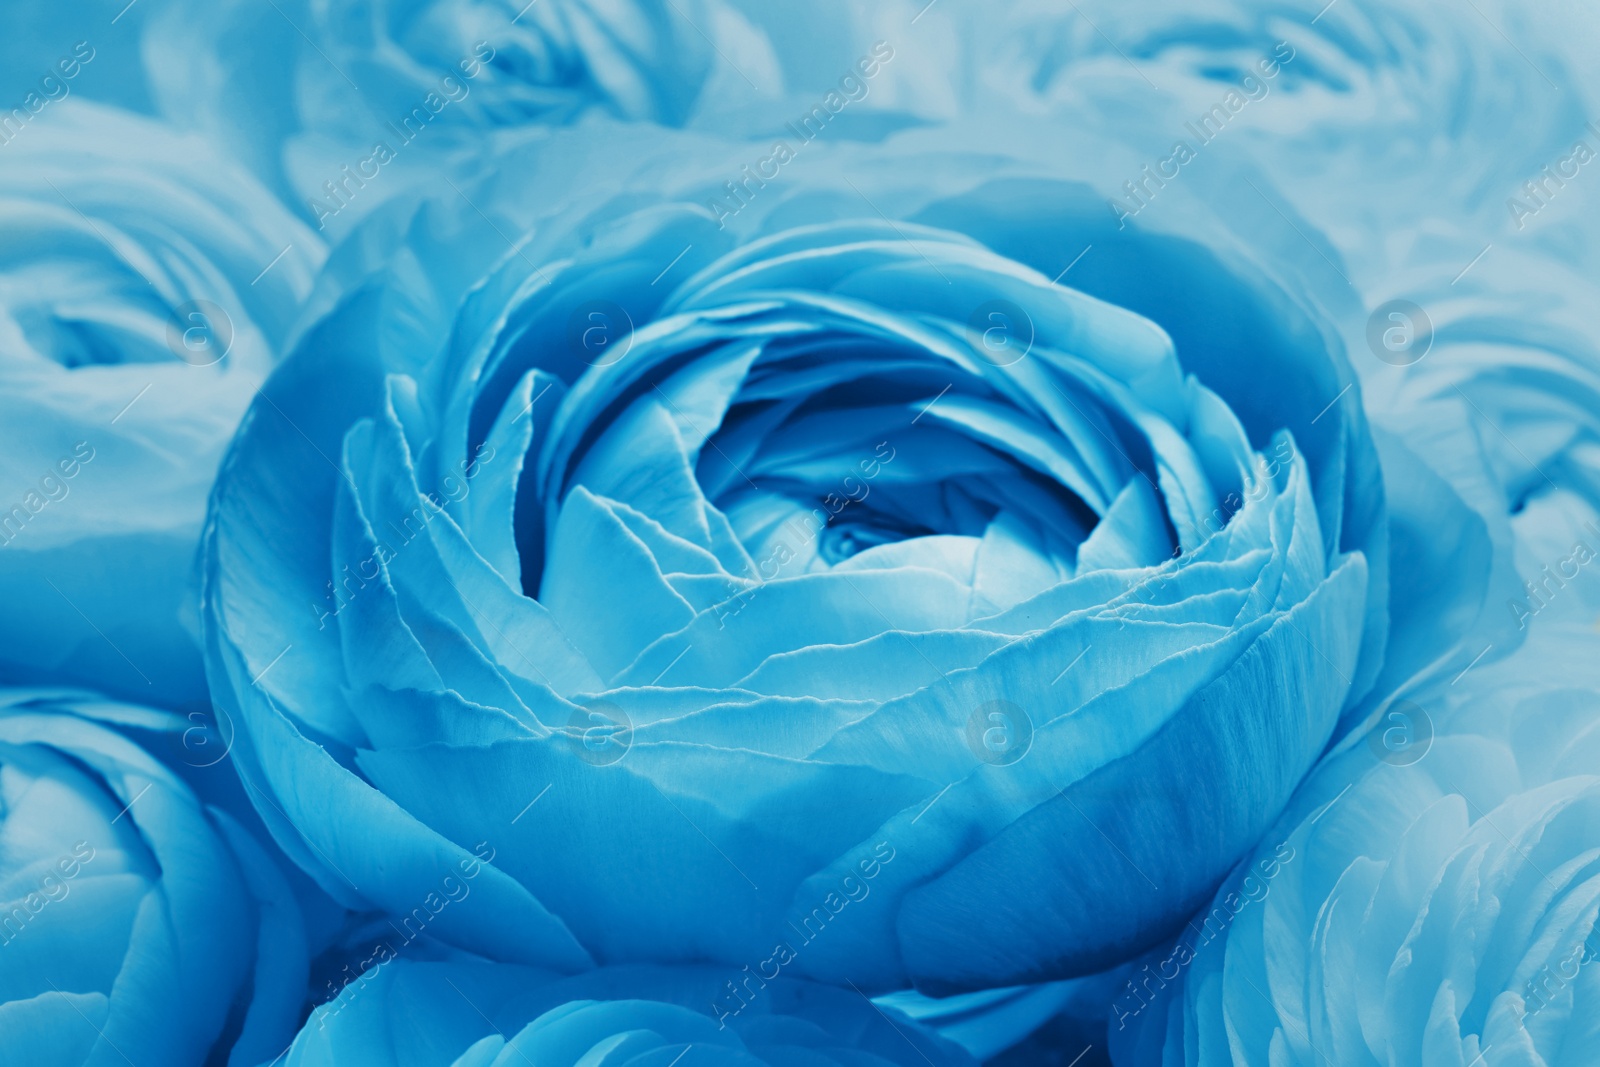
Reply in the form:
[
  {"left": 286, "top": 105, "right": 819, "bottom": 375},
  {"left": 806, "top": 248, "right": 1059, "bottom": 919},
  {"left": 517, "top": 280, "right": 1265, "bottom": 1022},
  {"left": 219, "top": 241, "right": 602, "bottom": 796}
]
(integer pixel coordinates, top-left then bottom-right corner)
[{"left": 1, "top": 1, "right": 1597, "bottom": 1064}]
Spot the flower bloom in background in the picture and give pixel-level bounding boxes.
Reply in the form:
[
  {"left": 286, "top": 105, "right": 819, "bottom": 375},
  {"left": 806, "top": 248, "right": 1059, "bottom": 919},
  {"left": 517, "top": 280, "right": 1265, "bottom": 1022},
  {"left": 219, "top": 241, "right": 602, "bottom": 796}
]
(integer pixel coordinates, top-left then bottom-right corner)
[
  {"left": 1112, "top": 613, "right": 1600, "bottom": 1066},
  {"left": 200, "top": 115, "right": 1394, "bottom": 1005},
  {"left": 147, "top": 0, "right": 746, "bottom": 128},
  {"left": 1104, "top": 303, "right": 1600, "bottom": 1063},
  {"left": 0, "top": 101, "right": 323, "bottom": 707},
  {"left": 0, "top": 0, "right": 791, "bottom": 239},
  {"left": 0, "top": 690, "right": 308, "bottom": 1066},
  {"left": 0, "top": 0, "right": 1597, "bottom": 1063},
  {"left": 130, "top": 0, "right": 783, "bottom": 232},
  {"left": 279, "top": 958, "right": 977, "bottom": 1066}
]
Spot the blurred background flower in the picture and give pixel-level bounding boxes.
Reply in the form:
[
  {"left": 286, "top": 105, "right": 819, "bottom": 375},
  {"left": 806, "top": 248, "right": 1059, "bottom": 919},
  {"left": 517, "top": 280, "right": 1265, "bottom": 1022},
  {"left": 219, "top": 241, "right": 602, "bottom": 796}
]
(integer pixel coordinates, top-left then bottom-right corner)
[
  {"left": 1112, "top": 606, "right": 1600, "bottom": 1065},
  {"left": 138, "top": 0, "right": 787, "bottom": 228},
  {"left": 0, "top": 101, "right": 322, "bottom": 707},
  {"left": 279, "top": 958, "right": 977, "bottom": 1066},
  {"left": 0, "top": 690, "right": 308, "bottom": 1066},
  {"left": 0, "top": 0, "right": 1597, "bottom": 1063},
  {"left": 1102, "top": 314, "right": 1600, "bottom": 1061}
]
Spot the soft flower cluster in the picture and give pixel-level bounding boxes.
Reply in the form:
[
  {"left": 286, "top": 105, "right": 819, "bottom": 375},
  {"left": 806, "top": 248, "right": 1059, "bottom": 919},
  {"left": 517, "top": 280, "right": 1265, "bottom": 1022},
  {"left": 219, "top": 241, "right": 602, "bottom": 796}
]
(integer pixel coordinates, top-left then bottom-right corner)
[{"left": 0, "top": 1, "right": 1596, "bottom": 1065}]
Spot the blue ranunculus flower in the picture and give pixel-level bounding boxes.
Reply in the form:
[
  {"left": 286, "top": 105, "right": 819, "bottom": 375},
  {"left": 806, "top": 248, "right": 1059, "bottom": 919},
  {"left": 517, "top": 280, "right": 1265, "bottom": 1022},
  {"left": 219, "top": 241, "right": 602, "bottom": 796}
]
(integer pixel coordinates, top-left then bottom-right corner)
[
  {"left": 138, "top": 0, "right": 778, "bottom": 232},
  {"left": 1105, "top": 340, "right": 1600, "bottom": 1062},
  {"left": 201, "top": 120, "right": 1387, "bottom": 996},
  {"left": 1110, "top": 604, "right": 1600, "bottom": 1067},
  {"left": 0, "top": 690, "right": 308, "bottom": 1066},
  {"left": 963, "top": 0, "right": 1593, "bottom": 283},
  {"left": 151, "top": 0, "right": 740, "bottom": 127},
  {"left": 0, "top": 101, "right": 323, "bottom": 707},
  {"left": 280, "top": 957, "right": 976, "bottom": 1066}
]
